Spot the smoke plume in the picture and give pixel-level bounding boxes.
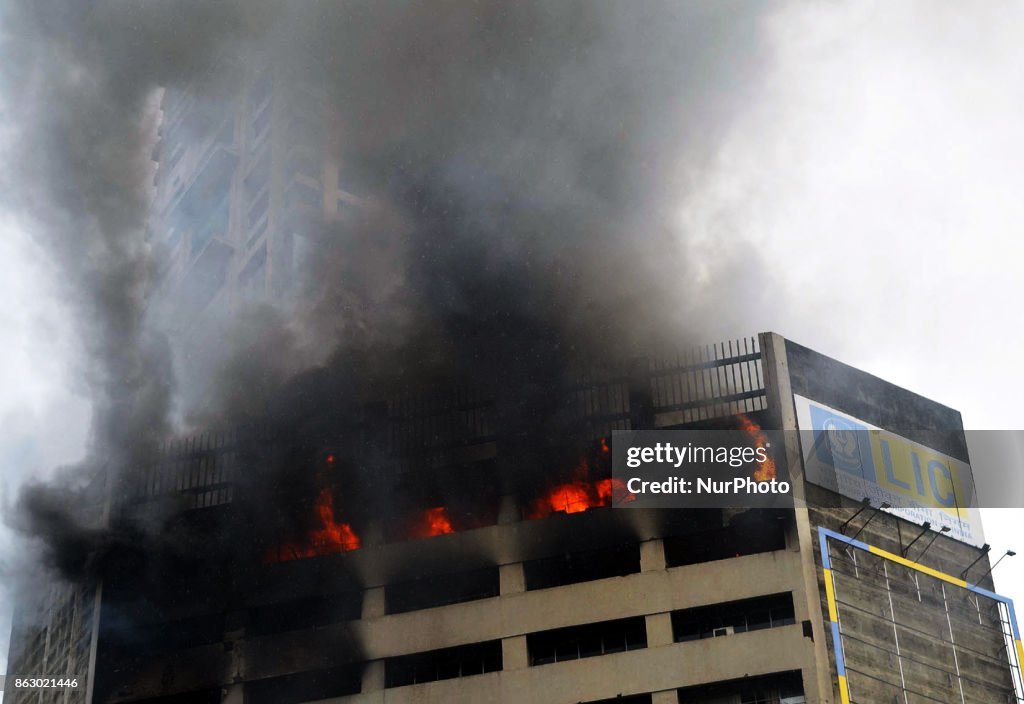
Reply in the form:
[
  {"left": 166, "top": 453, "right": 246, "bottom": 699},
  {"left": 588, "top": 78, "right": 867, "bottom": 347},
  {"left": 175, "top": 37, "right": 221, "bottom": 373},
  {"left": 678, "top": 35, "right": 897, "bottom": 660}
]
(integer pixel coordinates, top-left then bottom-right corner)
[{"left": 1, "top": 0, "right": 778, "bottom": 604}]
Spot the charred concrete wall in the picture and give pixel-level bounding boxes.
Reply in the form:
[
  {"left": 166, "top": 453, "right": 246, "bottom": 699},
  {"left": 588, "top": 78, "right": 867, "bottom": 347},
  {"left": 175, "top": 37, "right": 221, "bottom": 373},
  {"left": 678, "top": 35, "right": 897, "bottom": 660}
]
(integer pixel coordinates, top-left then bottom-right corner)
[
  {"left": 17, "top": 334, "right": 1013, "bottom": 704},
  {"left": 785, "top": 338, "right": 968, "bottom": 461},
  {"left": 83, "top": 337, "right": 828, "bottom": 704},
  {"left": 94, "top": 509, "right": 806, "bottom": 704}
]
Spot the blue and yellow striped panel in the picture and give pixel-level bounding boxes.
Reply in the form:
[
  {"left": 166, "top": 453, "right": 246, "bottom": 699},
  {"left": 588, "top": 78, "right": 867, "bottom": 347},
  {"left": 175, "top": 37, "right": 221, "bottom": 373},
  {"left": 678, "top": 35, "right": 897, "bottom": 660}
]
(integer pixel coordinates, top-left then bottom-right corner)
[{"left": 818, "top": 526, "right": 1024, "bottom": 704}]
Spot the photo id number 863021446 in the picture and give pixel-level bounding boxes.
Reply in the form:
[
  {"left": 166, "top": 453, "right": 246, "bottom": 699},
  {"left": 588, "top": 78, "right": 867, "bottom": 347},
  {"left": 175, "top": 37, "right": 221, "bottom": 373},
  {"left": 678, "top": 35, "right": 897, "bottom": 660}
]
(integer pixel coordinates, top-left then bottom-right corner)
[{"left": 10, "top": 677, "right": 80, "bottom": 689}]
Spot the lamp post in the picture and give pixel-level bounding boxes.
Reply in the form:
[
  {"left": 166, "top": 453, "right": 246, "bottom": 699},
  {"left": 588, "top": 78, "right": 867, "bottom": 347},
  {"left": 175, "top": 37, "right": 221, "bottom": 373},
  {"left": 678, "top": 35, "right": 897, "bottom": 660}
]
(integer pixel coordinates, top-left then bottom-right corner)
[
  {"left": 902, "top": 522, "right": 932, "bottom": 557},
  {"left": 959, "top": 544, "right": 993, "bottom": 580},
  {"left": 969, "top": 549, "right": 1016, "bottom": 585},
  {"left": 913, "top": 524, "right": 951, "bottom": 561},
  {"left": 849, "top": 502, "right": 891, "bottom": 543}
]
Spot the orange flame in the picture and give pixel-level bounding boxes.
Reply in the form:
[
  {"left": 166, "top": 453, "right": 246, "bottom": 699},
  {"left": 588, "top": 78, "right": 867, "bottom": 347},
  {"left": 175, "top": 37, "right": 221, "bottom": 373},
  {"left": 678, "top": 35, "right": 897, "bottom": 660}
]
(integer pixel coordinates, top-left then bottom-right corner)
[
  {"left": 410, "top": 506, "right": 456, "bottom": 538},
  {"left": 526, "top": 441, "right": 634, "bottom": 519},
  {"left": 267, "top": 488, "right": 360, "bottom": 563},
  {"left": 526, "top": 476, "right": 634, "bottom": 518},
  {"left": 737, "top": 414, "right": 776, "bottom": 481}
]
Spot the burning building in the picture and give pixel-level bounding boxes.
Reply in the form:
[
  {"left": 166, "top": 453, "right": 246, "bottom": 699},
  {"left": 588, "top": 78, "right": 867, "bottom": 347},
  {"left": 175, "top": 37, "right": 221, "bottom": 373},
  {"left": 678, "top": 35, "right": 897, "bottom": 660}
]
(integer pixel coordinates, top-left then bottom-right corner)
[
  {"left": 8, "top": 333, "right": 1021, "bottom": 704},
  {"left": 4, "top": 5, "right": 1023, "bottom": 704}
]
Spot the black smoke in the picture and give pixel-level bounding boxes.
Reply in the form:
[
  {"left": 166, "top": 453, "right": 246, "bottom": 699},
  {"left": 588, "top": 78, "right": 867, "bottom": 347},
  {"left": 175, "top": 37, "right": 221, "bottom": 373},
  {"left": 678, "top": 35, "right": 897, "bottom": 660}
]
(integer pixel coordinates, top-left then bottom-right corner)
[{"left": 1, "top": 0, "right": 777, "bottom": 607}]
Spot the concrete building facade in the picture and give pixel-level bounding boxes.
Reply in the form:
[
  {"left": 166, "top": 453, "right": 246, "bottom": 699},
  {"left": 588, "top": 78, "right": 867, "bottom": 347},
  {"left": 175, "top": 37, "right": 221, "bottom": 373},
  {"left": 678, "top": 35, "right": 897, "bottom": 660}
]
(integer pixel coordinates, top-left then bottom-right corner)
[{"left": 15, "top": 333, "right": 1008, "bottom": 704}]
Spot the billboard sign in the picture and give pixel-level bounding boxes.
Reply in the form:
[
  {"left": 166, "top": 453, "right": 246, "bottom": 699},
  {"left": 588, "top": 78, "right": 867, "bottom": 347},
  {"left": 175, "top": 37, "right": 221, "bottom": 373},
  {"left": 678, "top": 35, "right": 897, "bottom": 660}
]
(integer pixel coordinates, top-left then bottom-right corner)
[{"left": 795, "top": 394, "right": 984, "bottom": 546}]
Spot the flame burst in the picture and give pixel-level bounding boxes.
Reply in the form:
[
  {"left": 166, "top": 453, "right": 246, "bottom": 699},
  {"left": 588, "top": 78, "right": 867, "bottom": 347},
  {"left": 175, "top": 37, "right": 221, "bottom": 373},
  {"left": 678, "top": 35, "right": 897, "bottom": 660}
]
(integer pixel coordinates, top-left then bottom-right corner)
[
  {"left": 526, "top": 439, "right": 634, "bottom": 519},
  {"left": 411, "top": 506, "right": 456, "bottom": 538},
  {"left": 268, "top": 488, "right": 361, "bottom": 563},
  {"left": 526, "top": 476, "right": 634, "bottom": 518},
  {"left": 737, "top": 414, "right": 776, "bottom": 481}
]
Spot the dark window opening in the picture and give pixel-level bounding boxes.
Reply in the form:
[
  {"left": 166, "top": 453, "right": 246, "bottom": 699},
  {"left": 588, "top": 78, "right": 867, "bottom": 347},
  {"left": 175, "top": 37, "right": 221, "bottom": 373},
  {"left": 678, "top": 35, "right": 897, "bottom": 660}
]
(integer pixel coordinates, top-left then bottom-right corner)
[
  {"left": 248, "top": 592, "right": 361, "bottom": 636},
  {"left": 126, "top": 689, "right": 221, "bottom": 704},
  {"left": 247, "top": 665, "right": 361, "bottom": 704},
  {"left": 672, "top": 593, "right": 795, "bottom": 642},
  {"left": 587, "top": 696, "right": 652, "bottom": 704},
  {"left": 385, "top": 640, "right": 502, "bottom": 688},
  {"left": 664, "top": 510, "right": 787, "bottom": 568},
  {"left": 385, "top": 567, "right": 499, "bottom": 615},
  {"left": 524, "top": 543, "right": 640, "bottom": 591},
  {"left": 528, "top": 617, "right": 647, "bottom": 666},
  {"left": 99, "top": 611, "right": 224, "bottom": 661},
  {"left": 677, "top": 671, "right": 805, "bottom": 704}
]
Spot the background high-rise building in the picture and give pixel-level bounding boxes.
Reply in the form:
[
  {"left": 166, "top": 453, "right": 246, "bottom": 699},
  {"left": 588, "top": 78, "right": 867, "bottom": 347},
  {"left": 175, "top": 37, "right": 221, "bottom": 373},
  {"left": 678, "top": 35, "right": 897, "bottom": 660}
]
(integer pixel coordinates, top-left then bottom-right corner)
[{"left": 150, "top": 52, "right": 342, "bottom": 328}]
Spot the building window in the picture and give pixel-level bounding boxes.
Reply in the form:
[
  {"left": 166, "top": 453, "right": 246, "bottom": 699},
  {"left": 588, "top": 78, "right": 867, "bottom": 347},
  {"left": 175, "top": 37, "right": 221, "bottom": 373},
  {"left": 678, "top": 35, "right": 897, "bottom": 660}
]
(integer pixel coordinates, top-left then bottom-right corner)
[
  {"left": 384, "top": 641, "right": 502, "bottom": 688},
  {"left": 192, "top": 196, "right": 229, "bottom": 253},
  {"left": 248, "top": 190, "right": 270, "bottom": 228},
  {"left": 663, "top": 509, "right": 787, "bottom": 568},
  {"left": 677, "top": 671, "right": 805, "bottom": 704},
  {"left": 671, "top": 593, "right": 795, "bottom": 642},
  {"left": 165, "top": 144, "right": 186, "bottom": 173},
  {"left": 587, "top": 696, "right": 652, "bottom": 704},
  {"left": 385, "top": 567, "right": 499, "bottom": 615},
  {"left": 240, "top": 243, "right": 267, "bottom": 297},
  {"left": 527, "top": 617, "right": 647, "bottom": 666},
  {"left": 214, "top": 118, "right": 235, "bottom": 148},
  {"left": 126, "top": 690, "right": 222, "bottom": 704},
  {"left": 243, "top": 152, "right": 270, "bottom": 201},
  {"left": 524, "top": 543, "right": 640, "bottom": 591},
  {"left": 247, "top": 215, "right": 269, "bottom": 252},
  {"left": 246, "top": 665, "right": 361, "bottom": 704},
  {"left": 250, "top": 102, "right": 272, "bottom": 146},
  {"left": 248, "top": 592, "right": 361, "bottom": 636}
]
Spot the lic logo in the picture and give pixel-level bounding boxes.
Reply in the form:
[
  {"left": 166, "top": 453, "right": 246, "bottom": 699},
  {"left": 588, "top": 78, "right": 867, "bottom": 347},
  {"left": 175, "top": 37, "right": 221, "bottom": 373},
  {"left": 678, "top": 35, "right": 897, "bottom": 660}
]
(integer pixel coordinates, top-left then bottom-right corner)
[{"left": 819, "top": 415, "right": 867, "bottom": 476}]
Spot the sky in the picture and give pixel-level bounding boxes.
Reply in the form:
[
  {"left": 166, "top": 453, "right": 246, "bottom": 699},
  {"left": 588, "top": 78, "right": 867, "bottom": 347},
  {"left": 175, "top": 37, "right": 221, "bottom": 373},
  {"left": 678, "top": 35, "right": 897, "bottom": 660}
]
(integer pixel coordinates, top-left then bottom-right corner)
[
  {"left": 672, "top": 0, "right": 1024, "bottom": 618},
  {"left": 2, "top": 0, "right": 1024, "bottom": 689},
  {"left": 674, "top": 0, "right": 1024, "bottom": 613}
]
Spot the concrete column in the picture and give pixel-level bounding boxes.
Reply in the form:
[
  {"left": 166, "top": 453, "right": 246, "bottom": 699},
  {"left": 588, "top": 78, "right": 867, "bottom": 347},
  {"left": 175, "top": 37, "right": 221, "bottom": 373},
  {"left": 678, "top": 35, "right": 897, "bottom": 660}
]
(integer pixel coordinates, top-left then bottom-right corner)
[
  {"left": 362, "top": 587, "right": 386, "bottom": 620},
  {"left": 360, "top": 522, "right": 386, "bottom": 548},
  {"left": 652, "top": 691, "right": 679, "bottom": 704},
  {"left": 362, "top": 660, "right": 386, "bottom": 693},
  {"left": 498, "top": 494, "right": 520, "bottom": 524},
  {"left": 645, "top": 613, "right": 674, "bottom": 648},
  {"left": 760, "top": 331, "right": 834, "bottom": 704},
  {"left": 500, "top": 563, "right": 525, "bottom": 595},
  {"left": 224, "top": 627, "right": 245, "bottom": 684},
  {"left": 221, "top": 684, "right": 244, "bottom": 704},
  {"left": 640, "top": 539, "right": 666, "bottom": 572},
  {"left": 502, "top": 635, "right": 529, "bottom": 671}
]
